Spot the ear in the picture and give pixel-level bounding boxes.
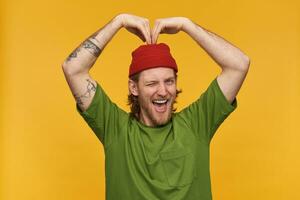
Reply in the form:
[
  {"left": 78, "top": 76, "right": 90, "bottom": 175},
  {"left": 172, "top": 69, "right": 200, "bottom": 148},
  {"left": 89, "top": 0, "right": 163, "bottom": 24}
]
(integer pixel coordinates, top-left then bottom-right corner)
[{"left": 128, "top": 79, "right": 139, "bottom": 96}]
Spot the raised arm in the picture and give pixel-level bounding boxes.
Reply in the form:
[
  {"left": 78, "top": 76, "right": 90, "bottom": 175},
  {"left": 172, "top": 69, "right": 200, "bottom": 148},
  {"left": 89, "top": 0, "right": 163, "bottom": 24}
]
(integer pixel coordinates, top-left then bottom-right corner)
[
  {"left": 151, "top": 17, "right": 250, "bottom": 104},
  {"left": 62, "top": 13, "right": 151, "bottom": 111}
]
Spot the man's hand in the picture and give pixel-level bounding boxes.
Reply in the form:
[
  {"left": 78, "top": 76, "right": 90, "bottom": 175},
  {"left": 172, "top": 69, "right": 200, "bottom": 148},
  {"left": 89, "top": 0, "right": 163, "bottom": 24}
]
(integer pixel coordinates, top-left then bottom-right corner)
[
  {"left": 151, "top": 17, "right": 190, "bottom": 44},
  {"left": 118, "top": 13, "right": 152, "bottom": 44}
]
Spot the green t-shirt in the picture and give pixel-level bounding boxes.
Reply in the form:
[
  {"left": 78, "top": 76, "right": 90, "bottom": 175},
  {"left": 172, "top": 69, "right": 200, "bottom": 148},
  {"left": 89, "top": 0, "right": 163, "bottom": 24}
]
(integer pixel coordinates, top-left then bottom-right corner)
[{"left": 76, "top": 77, "right": 237, "bottom": 200}]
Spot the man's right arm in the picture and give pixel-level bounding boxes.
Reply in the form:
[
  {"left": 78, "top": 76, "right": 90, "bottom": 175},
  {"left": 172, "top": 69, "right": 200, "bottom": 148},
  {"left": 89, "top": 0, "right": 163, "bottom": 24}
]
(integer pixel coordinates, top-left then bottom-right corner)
[{"left": 61, "top": 13, "right": 151, "bottom": 112}]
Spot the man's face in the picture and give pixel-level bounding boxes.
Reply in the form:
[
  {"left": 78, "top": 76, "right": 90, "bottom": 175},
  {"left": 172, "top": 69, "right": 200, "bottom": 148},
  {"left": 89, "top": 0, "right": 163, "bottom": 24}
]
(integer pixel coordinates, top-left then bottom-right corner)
[{"left": 130, "top": 67, "right": 177, "bottom": 127}]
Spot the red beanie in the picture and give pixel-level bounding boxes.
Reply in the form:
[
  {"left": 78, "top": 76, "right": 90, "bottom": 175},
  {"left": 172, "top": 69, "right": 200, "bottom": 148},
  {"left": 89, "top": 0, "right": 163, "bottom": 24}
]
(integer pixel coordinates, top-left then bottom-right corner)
[{"left": 129, "top": 43, "right": 178, "bottom": 77}]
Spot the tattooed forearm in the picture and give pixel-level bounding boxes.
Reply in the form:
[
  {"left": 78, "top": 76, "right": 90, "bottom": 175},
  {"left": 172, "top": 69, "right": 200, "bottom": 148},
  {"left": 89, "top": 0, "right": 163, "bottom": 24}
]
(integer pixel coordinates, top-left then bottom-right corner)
[
  {"left": 67, "top": 48, "right": 81, "bottom": 62},
  {"left": 66, "top": 39, "right": 102, "bottom": 62},
  {"left": 74, "top": 79, "right": 97, "bottom": 106},
  {"left": 82, "top": 39, "right": 102, "bottom": 57}
]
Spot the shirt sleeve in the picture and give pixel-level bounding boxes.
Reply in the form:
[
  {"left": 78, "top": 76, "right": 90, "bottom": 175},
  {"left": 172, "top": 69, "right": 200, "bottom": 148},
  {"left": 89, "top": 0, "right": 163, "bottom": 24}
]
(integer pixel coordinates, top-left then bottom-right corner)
[
  {"left": 178, "top": 76, "right": 237, "bottom": 143},
  {"left": 76, "top": 81, "right": 128, "bottom": 147}
]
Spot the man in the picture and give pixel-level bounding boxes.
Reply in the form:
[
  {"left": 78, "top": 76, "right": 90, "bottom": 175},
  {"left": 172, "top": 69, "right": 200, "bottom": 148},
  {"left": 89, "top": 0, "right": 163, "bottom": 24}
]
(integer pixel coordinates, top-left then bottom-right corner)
[{"left": 62, "top": 13, "right": 250, "bottom": 200}]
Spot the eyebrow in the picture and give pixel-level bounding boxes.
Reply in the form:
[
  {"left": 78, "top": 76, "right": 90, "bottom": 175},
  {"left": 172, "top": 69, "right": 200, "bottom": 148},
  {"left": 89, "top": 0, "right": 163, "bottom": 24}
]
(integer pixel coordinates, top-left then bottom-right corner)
[
  {"left": 165, "top": 77, "right": 175, "bottom": 81},
  {"left": 144, "top": 80, "right": 158, "bottom": 85},
  {"left": 144, "top": 76, "right": 176, "bottom": 83}
]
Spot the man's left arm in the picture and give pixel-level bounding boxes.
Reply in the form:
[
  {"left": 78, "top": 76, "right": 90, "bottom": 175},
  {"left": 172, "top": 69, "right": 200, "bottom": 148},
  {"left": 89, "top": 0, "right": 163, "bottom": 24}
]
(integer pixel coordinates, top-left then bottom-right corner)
[{"left": 151, "top": 17, "right": 250, "bottom": 104}]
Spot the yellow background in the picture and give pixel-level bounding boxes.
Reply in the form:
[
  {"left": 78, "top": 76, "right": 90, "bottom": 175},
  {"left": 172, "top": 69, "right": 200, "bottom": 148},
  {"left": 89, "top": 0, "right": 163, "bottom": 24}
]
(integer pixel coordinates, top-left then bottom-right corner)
[{"left": 1, "top": 0, "right": 299, "bottom": 199}]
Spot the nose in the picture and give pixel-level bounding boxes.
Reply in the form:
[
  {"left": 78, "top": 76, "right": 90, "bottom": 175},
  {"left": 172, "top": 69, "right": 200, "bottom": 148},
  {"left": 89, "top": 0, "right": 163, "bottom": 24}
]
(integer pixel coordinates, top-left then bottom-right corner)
[{"left": 157, "top": 83, "right": 167, "bottom": 97}]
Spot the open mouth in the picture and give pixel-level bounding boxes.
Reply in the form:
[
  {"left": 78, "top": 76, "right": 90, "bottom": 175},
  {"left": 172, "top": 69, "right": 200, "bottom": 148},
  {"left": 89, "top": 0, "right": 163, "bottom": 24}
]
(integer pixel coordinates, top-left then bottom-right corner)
[
  {"left": 152, "top": 99, "right": 169, "bottom": 113},
  {"left": 152, "top": 99, "right": 168, "bottom": 105}
]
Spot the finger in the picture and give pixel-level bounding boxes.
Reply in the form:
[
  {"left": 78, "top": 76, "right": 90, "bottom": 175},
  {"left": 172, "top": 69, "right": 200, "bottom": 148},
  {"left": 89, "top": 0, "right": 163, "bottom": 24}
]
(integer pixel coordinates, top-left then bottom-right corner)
[
  {"left": 143, "top": 19, "right": 151, "bottom": 44},
  {"left": 151, "top": 20, "right": 159, "bottom": 44},
  {"left": 137, "top": 23, "right": 150, "bottom": 44},
  {"left": 152, "top": 21, "right": 163, "bottom": 44}
]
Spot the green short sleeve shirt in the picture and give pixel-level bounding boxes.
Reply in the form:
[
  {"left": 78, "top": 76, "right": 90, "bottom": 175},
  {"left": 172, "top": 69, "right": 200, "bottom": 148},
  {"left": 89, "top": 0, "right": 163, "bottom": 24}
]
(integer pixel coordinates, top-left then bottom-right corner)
[{"left": 76, "top": 77, "right": 237, "bottom": 200}]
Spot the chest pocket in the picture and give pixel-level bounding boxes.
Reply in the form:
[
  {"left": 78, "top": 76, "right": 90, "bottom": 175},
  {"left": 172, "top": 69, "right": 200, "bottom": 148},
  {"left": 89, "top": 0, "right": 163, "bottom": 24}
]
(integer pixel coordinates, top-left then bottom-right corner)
[{"left": 160, "top": 148, "right": 197, "bottom": 187}]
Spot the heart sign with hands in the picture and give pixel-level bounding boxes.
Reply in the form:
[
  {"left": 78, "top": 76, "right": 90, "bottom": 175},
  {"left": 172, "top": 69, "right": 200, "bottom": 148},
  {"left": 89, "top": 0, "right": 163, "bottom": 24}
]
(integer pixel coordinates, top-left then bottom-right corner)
[{"left": 119, "top": 14, "right": 189, "bottom": 44}]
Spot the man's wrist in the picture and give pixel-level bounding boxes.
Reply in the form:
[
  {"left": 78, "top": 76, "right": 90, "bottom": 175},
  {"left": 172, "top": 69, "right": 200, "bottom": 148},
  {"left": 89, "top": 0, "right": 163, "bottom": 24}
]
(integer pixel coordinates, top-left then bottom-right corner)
[
  {"left": 113, "top": 14, "right": 125, "bottom": 29},
  {"left": 182, "top": 18, "right": 196, "bottom": 33}
]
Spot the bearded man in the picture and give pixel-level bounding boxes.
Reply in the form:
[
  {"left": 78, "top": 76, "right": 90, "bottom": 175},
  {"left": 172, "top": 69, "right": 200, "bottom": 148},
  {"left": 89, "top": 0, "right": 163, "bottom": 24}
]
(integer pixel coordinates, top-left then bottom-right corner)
[{"left": 62, "top": 13, "right": 250, "bottom": 200}]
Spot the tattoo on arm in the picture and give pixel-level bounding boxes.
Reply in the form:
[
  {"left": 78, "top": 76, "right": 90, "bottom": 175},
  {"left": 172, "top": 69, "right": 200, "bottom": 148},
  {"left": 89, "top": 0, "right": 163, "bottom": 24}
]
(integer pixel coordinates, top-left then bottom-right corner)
[
  {"left": 74, "top": 79, "right": 97, "bottom": 106},
  {"left": 91, "top": 34, "right": 102, "bottom": 44},
  {"left": 82, "top": 39, "right": 102, "bottom": 57},
  {"left": 67, "top": 39, "right": 102, "bottom": 62},
  {"left": 67, "top": 48, "right": 81, "bottom": 62}
]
